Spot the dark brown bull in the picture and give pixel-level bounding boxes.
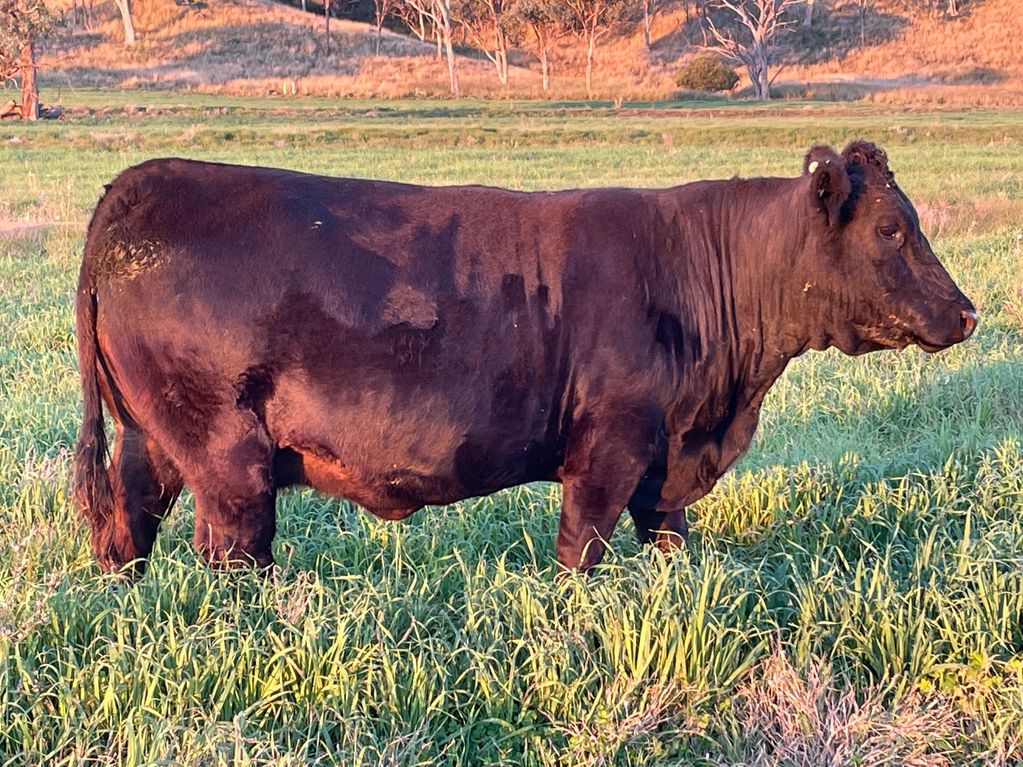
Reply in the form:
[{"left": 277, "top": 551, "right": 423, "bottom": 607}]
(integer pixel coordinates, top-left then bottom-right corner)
[{"left": 74, "top": 141, "right": 977, "bottom": 574}]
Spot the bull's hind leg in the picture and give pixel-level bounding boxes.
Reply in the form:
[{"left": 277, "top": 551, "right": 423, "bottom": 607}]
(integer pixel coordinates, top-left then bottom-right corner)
[
  {"left": 98, "top": 425, "right": 183, "bottom": 574},
  {"left": 190, "top": 420, "right": 277, "bottom": 568}
]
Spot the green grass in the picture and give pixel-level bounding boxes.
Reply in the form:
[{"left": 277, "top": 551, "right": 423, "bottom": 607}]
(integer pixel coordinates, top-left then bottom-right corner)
[{"left": 1, "top": 95, "right": 1022, "bottom": 766}]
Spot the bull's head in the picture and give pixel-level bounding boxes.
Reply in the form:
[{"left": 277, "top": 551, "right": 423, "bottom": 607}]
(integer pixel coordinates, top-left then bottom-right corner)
[{"left": 800, "top": 141, "right": 976, "bottom": 355}]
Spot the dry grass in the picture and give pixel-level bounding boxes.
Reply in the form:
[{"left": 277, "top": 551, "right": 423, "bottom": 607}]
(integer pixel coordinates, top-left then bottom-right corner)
[
  {"left": 39, "top": 0, "right": 680, "bottom": 98},
  {"left": 915, "top": 198, "right": 1023, "bottom": 242},
  {"left": 37, "top": 0, "right": 1022, "bottom": 101},
  {"left": 537, "top": 676, "right": 705, "bottom": 767},
  {"left": 726, "top": 649, "right": 962, "bottom": 767},
  {"left": 782, "top": 0, "right": 1023, "bottom": 105},
  {"left": 808, "top": 0, "right": 1023, "bottom": 80}
]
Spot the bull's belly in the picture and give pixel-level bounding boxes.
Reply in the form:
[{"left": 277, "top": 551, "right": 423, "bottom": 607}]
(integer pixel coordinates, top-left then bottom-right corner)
[
  {"left": 268, "top": 410, "right": 557, "bottom": 520},
  {"left": 260, "top": 360, "right": 564, "bottom": 517},
  {"left": 272, "top": 444, "right": 467, "bottom": 519}
]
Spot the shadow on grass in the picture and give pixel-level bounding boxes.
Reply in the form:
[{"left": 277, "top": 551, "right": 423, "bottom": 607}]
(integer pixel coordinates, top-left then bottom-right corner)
[
  {"left": 782, "top": 8, "right": 910, "bottom": 66},
  {"left": 699, "top": 355, "right": 1021, "bottom": 551}
]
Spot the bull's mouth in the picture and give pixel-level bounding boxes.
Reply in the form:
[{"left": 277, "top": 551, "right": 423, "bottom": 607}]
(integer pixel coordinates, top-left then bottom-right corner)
[
  {"left": 901, "top": 309, "right": 978, "bottom": 353},
  {"left": 915, "top": 338, "right": 953, "bottom": 354},
  {"left": 851, "top": 322, "right": 961, "bottom": 355},
  {"left": 833, "top": 306, "right": 977, "bottom": 357}
]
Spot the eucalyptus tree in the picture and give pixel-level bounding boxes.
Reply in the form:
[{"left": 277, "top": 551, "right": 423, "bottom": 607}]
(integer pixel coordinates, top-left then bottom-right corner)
[
  {"left": 1, "top": 0, "right": 56, "bottom": 119},
  {"left": 456, "top": 0, "right": 515, "bottom": 85},
  {"left": 402, "top": 0, "right": 459, "bottom": 94},
  {"left": 512, "top": 0, "right": 570, "bottom": 93},
  {"left": 564, "top": 0, "right": 631, "bottom": 96},
  {"left": 702, "top": 0, "right": 802, "bottom": 99}
]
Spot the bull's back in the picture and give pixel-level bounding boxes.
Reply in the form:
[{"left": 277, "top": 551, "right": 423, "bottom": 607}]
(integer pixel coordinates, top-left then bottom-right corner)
[{"left": 87, "top": 159, "right": 570, "bottom": 324}]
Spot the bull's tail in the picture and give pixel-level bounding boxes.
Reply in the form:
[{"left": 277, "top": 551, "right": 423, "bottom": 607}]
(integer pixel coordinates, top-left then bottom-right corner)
[{"left": 73, "top": 265, "right": 114, "bottom": 527}]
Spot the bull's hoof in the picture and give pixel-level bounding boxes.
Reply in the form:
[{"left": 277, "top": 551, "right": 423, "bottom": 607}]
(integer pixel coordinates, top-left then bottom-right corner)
[
  {"left": 651, "top": 531, "right": 688, "bottom": 554},
  {"left": 199, "top": 546, "right": 275, "bottom": 571},
  {"left": 94, "top": 533, "right": 148, "bottom": 580},
  {"left": 97, "top": 556, "right": 147, "bottom": 581}
]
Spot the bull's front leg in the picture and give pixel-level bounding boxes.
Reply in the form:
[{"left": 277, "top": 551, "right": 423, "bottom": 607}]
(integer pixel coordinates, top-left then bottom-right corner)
[
  {"left": 628, "top": 507, "right": 689, "bottom": 552},
  {"left": 555, "top": 406, "right": 659, "bottom": 571},
  {"left": 626, "top": 427, "right": 689, "bottom": 553}
]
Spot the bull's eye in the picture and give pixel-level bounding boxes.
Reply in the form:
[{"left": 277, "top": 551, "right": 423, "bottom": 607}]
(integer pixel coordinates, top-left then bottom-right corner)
[{"left": 877, "top": 223, "right": 900, "bottom": 240}]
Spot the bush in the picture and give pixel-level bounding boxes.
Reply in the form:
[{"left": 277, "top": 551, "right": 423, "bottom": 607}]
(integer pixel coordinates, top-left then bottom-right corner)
[{"left": 675, "top": 57, "right": 740, "bottom": 92}]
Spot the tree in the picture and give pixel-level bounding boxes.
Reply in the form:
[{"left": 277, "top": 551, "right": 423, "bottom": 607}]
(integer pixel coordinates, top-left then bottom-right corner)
[
  {"left": 801, "top": 0, "right": 815, "bottom": 26},
  {"left": 702, "top": 0, "right": 801, "bottom": 100},
  {"left": 112, "top": 0, "right": 136, "bottom": 45},
  {"left": 565, "top": 0, "right": 629, "bottom": 96},
  {"left": 512, "top": 0, "right": 569, "bottom": 94},
  {"left": 401, "top": 0, "right": 459, "bottom": 95},
  {"left": 455, "top": 0, "right": 514, "bottom": 84},
  {"left": 372, "top": 0, "right": 395, "bottom": 54},
  {"left": 69, "top": 0, "right": 94, "bottom": 33},
  {"left": 324, "top": 0, "right": 332, "bottom": 54},
  {"left": 1, "top": 0, "right": 56, "bottom": 120},
  {"left": 852, "top": 0, "right": 868, "bottom": 44},
  {"left": 641, "top": 0, "right": 665, "bottom": 49},
  {"left": 395, "top": 0, "right": 432, "bottom": 43}
]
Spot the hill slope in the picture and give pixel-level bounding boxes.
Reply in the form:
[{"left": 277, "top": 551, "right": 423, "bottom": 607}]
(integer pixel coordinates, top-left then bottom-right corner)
[{"left": 37, "top": 0, "right": 1023, "bottom": 102}]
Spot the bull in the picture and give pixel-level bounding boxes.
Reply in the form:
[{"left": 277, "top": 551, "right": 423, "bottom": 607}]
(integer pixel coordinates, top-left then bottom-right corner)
[{"left": 73, "top": 141, "right": 977, "bottom": 574}]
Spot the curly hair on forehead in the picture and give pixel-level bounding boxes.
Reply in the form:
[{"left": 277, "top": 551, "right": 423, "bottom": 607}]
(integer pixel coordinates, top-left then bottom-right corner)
[{"left": 841, "top": 140, "right": 896, "bottom": 184}]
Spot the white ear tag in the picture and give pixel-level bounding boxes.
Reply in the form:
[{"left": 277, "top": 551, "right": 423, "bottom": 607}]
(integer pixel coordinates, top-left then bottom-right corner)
[{"left": 808, "top": 160, "right": 819, "bottom": 173}]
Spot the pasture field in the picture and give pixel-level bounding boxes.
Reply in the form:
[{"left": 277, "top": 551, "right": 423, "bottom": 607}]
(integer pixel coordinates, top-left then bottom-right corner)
[{"left": 1, "top": 95, "right": 1022, "bottom": 766}]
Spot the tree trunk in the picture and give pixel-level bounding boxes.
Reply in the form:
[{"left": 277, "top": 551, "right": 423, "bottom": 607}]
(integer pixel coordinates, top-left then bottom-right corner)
[
  {"left": 445, "top": 34, "right": 459, "bottom": 95},
  {"left": 20, "top": 40, "right": 39, "bottom": 121},
  {"left": 540, "top": 49, "right": 550, "bottom": 93},
  {"left": 324, "top": 0, "right": 331, "bottom": 56},
  {"left": 755, "top": 46, "right": 770, "bottom": 99},
  {"left": 488, "top": 48, "right": 508, "bottom": 85},
  {"left": 113, "top": 0, "right": 136, "bottom": 46},
  {"left": 642, "top": 0, "right": 651, "bottom": 49},
  {"left": 585, "top": 33, "right": 595, "bottom": 97},
  {"left": 744, "top": 60, "right": 758, "bottom": 98},
  {"left": 947, "top": 0, "right": 959, "bottom": 16},
  {"left": 375, "top": 4, "right": 384, "bottom": 55},
  {"left": 802, "top": 0, "right": 815, "bottom": 26},
  {"left": 494, "top": 26, "right": 508, "bottom": 85},
  {"left": 436, "top": 2, "right": 458, "bottom": 96}
]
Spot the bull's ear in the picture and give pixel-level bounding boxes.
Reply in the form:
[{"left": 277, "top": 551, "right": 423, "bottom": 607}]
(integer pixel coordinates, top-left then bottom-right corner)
[{"left": 803, "top": 146, "right": 851, "bottom": 227}]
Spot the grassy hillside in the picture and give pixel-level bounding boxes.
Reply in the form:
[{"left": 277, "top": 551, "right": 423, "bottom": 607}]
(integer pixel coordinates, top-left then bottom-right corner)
[
  {"left": 0, "top": 98, "right": 1022, "bottom": 764},
  {"left": 34, "top": 0, "right": 1023, "bottom": 101}
]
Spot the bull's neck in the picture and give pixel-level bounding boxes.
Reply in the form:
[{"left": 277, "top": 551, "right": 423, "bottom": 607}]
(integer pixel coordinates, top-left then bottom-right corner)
[{"left": 666, "top": 177, "right": 810, "bottom": 397}]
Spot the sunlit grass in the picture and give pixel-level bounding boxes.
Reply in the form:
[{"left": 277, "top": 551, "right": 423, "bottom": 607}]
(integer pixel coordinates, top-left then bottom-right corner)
[{"left": 1, "top": 99, "right": 1021, "bottom": 765}]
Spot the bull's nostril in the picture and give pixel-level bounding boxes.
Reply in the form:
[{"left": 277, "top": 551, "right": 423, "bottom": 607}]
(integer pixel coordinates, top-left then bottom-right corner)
[{"left": 960, "top": 310, "right": 978, "bottom": 339}]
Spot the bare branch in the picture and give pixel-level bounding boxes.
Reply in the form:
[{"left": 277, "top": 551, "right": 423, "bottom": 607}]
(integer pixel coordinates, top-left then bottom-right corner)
[{"left": 697, "top": 0, "right": 803, "bottom": 99}]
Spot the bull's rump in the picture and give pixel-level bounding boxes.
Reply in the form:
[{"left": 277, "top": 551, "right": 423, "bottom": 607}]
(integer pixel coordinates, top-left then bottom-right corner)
[{"left": 86, "top": 159, "right": 593, "bottom": 506}]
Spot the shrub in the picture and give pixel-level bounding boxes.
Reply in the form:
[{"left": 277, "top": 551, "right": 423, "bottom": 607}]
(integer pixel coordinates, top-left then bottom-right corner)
[{"left": 675, "top": 57, "right": 739, "bottom": 92}]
